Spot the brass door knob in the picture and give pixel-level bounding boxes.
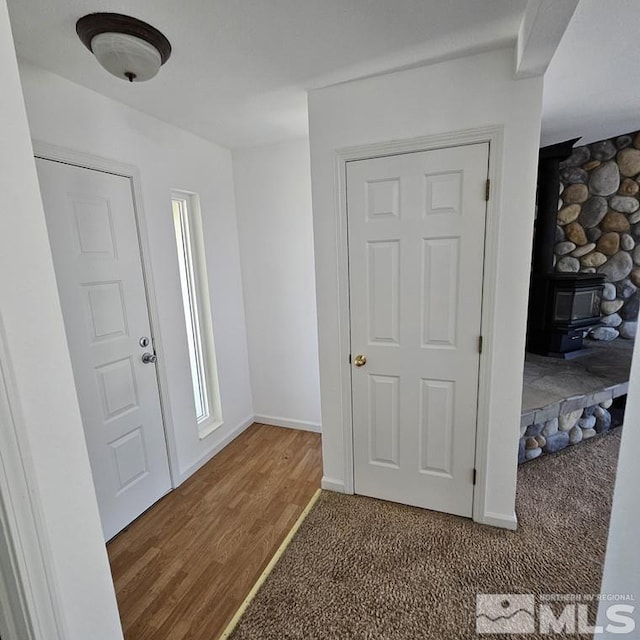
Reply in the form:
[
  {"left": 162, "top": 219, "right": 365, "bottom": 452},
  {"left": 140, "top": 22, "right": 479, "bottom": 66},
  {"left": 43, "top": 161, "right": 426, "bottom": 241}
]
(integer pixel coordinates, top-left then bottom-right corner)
[{"left": 353, "top": 354, "right": 367, "bottom": 367}]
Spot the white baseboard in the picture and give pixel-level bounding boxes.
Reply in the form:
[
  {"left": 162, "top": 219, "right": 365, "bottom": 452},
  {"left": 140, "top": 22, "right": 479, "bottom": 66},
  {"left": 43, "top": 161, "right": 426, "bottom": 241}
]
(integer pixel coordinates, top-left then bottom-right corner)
[
  {"left": 477, "top": 510, "right": 518, "bottom": 531},
  {"left": 176, "top": 415, "right": 254, "bottom": 485},
  {"left": 175, "top": 414, "right": 322, "bottom": 486},
  {"left": 254, "top": 414, "right": 322, "bottom": 433},
  {"left": 321, "top": 476, "right": 347, "bottom": 493}
]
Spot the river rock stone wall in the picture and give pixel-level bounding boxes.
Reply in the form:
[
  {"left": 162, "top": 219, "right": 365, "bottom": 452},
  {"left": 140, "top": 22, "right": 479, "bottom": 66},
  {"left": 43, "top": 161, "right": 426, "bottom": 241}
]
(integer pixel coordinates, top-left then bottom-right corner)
[
  {"left": 554, "top": 130, "right": 640, "bottom": 341},
  {"left": 518, "top": 399, "right": 617, "bottom": 463}
]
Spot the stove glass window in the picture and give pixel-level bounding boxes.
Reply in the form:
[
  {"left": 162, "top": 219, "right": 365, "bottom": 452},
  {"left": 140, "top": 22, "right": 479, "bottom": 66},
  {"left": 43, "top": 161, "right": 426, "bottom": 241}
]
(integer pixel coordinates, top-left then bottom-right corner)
[
  {"left": 554, "top": 291, "right": 573, "bottom": 322},
  {"left": 553, "top": 288, "right": 601, "bottom": 323}
]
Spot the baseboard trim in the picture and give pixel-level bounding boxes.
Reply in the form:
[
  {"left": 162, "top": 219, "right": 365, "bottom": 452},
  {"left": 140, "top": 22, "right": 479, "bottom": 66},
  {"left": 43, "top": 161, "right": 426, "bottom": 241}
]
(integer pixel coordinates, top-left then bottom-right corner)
[
  {"left": 176, "top": 415, "right": 254, "bottom": 485},
  {"left": 321, "top": 476, "right": 347, "bottom": 493},
  {"left": 219, "top": 488, "right": 322, "bottom": 639},
  {"left": 477, "top": 510, "right": 518, "bottom": 531},
  {"left": 176, "top": 413, "right": 322, "bottom": 486},
  {"left": 254, "top": 414, "right": 322, "bottom": 433}
]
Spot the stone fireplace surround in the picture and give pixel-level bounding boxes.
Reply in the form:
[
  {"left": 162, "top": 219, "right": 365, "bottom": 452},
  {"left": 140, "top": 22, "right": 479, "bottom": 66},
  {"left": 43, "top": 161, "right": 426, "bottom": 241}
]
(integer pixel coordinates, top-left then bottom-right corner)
[
  {"left": 519, "top": 132, "right": 639, "bottom": 463},
  {"left": 554, "top": 130, "right": 640, "bottom": 342}
]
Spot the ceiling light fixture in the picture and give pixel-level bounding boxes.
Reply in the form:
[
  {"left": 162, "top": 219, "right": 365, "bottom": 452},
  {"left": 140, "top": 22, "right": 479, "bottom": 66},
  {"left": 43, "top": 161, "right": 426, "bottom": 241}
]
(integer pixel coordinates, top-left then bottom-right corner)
[{"left": 76, "top": 13, "right": 171, "bottom": 83}]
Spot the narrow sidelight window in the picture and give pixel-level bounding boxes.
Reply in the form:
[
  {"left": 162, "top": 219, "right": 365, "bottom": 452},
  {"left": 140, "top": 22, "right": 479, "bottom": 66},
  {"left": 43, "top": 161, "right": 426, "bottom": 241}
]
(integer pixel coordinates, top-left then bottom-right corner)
[{"left": 172, "top": 191, "right": 223, "bottom": 437}]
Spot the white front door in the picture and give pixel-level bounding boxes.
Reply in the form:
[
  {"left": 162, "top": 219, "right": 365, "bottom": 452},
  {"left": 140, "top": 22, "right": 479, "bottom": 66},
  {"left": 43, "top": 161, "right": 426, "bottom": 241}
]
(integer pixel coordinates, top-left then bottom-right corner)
[
  {"left": 36, "top": 158, "right": 172, "bottom": 540},
  {"left": 347, "top": 143, "right": 489, "bottom": 517}
]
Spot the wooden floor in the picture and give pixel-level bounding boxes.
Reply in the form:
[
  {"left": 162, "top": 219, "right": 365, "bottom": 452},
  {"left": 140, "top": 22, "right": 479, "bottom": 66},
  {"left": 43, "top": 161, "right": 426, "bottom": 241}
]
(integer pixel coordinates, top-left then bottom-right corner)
[{"left": 107, "top": 423, "right": 322, "bottom": 640}]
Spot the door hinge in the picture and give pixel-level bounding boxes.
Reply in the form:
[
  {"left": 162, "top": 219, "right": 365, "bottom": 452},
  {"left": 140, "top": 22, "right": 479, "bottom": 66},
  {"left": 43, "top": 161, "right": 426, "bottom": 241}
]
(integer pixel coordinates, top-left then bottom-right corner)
[
  {"left": 478, "top": 335, "right": 483, "bottom": 354},
  {"left": 473, "top": 468, "right": 477, "bottom": 485},
  {"left": 485, "top": 179, "right": 490, "bottom": 201}
]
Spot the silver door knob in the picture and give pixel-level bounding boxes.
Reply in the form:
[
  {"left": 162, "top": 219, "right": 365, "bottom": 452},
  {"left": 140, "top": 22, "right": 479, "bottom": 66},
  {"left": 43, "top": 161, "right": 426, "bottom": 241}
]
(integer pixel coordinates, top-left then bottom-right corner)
[{"left": 141, "top": 352, "right": 157, "bottom": 364}]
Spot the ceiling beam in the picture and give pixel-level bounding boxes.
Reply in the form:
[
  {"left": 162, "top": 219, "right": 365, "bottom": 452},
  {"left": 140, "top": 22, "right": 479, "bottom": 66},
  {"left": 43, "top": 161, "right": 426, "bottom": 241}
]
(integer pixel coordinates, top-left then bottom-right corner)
[{"left": 515, "top": 0, "right": 579, "bottom": 78}]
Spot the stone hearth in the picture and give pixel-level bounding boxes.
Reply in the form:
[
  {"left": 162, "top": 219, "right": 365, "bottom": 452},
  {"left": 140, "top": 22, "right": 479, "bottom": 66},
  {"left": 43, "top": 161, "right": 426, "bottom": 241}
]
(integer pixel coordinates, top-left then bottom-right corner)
[{"left": 519, "top": 339, "right": 632, "bottom": 462}]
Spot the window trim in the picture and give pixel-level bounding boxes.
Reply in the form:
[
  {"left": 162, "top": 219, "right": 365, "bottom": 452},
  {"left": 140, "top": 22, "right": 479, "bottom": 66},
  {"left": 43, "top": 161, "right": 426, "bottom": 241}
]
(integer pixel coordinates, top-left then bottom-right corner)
[{"left": 171, "top": 191, "right": 223, "bottom": 439}]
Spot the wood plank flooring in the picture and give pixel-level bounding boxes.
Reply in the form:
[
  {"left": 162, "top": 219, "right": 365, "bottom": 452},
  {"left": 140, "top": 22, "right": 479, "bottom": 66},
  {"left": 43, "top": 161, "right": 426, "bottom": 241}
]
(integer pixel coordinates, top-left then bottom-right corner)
[{"left": 107, "top": 423, "right": 322, "bottom": 640}]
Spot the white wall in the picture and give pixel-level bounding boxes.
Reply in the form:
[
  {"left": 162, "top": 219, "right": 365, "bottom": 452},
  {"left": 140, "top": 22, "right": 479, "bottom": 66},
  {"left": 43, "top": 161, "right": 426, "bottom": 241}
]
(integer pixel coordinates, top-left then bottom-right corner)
[
  {"left": 0, "top": 1, "right": 123, "bottom": 636},
  {"left": 17, "top": 60, "right": 254, "bottom": 484},
  {"left": 233, "top": 139, "right": 321, "bottom": 431},
  {"left": 308, "top": 48, "right": 543, "bottom": 526},
  {"left": 596, "top": 339, "right": 640, "bottom": 634}
]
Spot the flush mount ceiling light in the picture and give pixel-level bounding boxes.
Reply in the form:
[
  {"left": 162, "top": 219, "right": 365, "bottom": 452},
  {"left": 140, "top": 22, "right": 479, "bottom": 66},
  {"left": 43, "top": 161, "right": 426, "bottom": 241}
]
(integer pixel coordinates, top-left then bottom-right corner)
[{"left": 76, "top": 13, "right": 171, "bottom": 82}]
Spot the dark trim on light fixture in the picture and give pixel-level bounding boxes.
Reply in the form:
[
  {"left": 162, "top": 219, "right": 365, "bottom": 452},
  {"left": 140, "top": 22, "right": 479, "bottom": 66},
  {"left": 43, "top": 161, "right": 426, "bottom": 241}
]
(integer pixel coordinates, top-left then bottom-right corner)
[{"left": 76, "top": 13, "right": 172, "bottom": 64}]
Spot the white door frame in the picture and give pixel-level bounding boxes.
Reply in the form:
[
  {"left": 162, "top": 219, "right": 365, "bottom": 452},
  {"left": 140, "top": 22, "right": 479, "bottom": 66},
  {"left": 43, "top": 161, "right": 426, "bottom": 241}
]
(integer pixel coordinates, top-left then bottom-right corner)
[
  {"left": 0, "top": 315, "right": 66, "bottom": 640},
  {"left": 333, "top": 125, "right": 504, "bottom": 524},
  {"left": 32, "top": 141, "right": 180, "bottom": 488}
]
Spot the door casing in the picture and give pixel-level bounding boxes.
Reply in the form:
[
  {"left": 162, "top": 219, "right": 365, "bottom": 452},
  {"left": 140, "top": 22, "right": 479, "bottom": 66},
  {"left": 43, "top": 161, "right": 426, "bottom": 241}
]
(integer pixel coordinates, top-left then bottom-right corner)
[
  {"left": 0, "top": 315, "right": 65, "bottom": 640},
  {"left": 33, "top": 141, "right": 180, "bottom": 489},
  {"left": 331, "top": 125, "right": 507, "bottom": 526}
]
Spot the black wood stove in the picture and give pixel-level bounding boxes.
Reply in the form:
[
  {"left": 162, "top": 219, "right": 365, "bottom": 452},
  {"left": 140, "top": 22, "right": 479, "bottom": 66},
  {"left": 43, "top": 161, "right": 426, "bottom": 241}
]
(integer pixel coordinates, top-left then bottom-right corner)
[
  {"left": 527, "top": 273, "right": 604, "bottom": 357},
  {"left": 526, "top": 139, "right": 604, "bottom": 358}
]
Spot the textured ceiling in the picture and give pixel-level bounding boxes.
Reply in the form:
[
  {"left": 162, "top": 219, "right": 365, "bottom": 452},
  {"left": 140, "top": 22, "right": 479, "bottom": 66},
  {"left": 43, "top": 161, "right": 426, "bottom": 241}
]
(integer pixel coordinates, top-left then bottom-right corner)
[
  {"left": 8, "top": 0, "right": 527, "bottom": 148},
  {"left": 542, "top": 0, "right": 640, "bottom": 147}
]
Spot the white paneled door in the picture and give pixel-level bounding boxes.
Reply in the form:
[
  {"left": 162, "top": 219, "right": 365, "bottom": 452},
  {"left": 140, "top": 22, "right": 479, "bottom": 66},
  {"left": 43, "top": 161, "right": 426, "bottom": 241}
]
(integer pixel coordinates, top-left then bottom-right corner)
[
  {"left": 347, "top": 143, "right": 489, "bottom": 517},
  {"left": 36, "top": 159, "right": 171, "bottom": 540}
]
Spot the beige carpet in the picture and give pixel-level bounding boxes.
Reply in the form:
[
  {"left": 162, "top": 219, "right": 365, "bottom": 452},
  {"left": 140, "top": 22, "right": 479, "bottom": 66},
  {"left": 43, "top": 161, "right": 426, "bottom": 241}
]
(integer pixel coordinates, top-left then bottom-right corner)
[{"left": 229, "top": 430, "right": 621, "bottom": 639}]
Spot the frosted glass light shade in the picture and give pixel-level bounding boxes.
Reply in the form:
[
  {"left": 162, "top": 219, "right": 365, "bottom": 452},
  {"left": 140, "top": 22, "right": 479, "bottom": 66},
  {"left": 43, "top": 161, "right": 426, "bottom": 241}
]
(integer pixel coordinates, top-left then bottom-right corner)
[{"left": 91, "top": 32, "right": 162, "bottom": 82}]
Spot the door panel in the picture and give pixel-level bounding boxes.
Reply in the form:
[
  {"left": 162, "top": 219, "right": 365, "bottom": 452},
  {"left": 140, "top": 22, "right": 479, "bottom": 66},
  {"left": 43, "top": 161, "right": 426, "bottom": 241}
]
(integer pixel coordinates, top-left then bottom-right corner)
[
  {"left": 347, "top": 143, "right": 488, "bottom": 518},
  {"left": 368, "top": 374, "right": 400, "bottom": 467},
  {"left": 367, "top": 240, "right": 400, "bottom": 345},
  {"left": 421, "top": 237, "right": 459, "bottom": 347},
  {"left": 36, "top": 159, "right": 171, "bottom": 540}
]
